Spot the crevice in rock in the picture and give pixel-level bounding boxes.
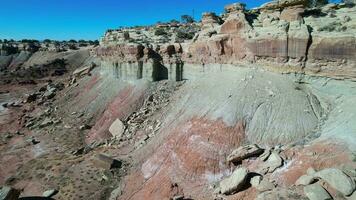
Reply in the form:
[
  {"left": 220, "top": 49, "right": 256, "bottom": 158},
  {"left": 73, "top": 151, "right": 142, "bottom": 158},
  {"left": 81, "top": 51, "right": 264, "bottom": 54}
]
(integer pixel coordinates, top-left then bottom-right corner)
[{"left": 304, "top": 24, "right": 314, "bottom": 68}]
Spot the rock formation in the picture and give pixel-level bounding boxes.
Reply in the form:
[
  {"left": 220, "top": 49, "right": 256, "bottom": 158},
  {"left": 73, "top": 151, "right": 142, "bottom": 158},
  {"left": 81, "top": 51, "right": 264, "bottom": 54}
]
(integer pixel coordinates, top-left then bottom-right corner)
[{"left": 1, "top": 1, "right": 356, "bottom": 200}]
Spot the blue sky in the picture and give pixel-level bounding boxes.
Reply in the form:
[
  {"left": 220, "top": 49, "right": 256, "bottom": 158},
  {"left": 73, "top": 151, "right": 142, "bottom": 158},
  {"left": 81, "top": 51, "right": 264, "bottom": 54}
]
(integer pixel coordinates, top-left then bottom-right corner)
[{"left": 0, "top": 0, "right": 340, "bottom": 40}]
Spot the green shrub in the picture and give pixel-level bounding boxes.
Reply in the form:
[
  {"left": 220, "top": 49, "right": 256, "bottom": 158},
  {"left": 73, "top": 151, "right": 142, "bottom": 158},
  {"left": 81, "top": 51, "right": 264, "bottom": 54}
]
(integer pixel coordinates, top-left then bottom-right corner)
[
  {"left": 176, "top": 31, "right": 194, "bottom": 40},
  {"left": 154, "top": 28, "right": 167, "bottom": 36}
]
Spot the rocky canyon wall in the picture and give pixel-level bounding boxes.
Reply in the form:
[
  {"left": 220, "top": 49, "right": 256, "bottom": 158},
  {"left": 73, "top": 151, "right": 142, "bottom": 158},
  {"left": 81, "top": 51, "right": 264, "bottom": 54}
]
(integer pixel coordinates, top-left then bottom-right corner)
[{"left": 96, "top": 1, "right": 356, "bottom": 81}]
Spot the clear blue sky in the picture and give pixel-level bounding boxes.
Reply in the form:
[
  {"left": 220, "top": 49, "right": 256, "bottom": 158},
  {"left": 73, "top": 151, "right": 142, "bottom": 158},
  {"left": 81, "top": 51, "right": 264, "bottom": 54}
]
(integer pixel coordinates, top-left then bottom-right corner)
[{"left": 0, "top": 0, "right": 340, "bottom": 40}]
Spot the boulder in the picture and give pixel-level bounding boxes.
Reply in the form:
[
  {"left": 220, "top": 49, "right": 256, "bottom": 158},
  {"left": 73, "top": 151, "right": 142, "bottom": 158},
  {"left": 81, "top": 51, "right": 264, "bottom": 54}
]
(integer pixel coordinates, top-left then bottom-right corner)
[
  {"left": 109, "top": 119, "right": 125, "bottom": 139},
  {"left": 43, "top": 88, "right": 56, "bottom": 99},
  {"left": 260, "top": 151, "right": 283, "bottom": 173},
  {"left": 255, "top": 179, "right": 276, "bottom": 192},
  {"left": 0, "top": 186, "right": 20, "bottom": 200},
  {"left": 73, "top": 62, "right": 96, "bottom": 77},
  {"left": 259, "top": 149, "right": 271, "bottom": 161},
  {"left": 91, "top": 154, "right": 122, "bottom": 170},
  {"left": 219, "top": 167, "right": 249, "bottom": 195},
  {"left": 296, "top": 174, "right": 317, "bottom": 186},
  {"left": 315, "top": 168, "right": 356, "bottom": 196},
  {"left": 304, "top": 183, "right": 333, "bottom": 200},
  {"left": 250, "top": 175, "right": 263, "bottom": 187},
  {"left": 227, "top": 144, "right": 264, "bottom": 163}
]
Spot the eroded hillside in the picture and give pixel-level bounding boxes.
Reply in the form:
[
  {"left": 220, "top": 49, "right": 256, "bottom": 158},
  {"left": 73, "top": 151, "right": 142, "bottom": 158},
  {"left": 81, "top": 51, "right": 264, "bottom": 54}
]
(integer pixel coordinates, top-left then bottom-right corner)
[{"left": 1, "top": 0, "right": 356, "bottom": 200}]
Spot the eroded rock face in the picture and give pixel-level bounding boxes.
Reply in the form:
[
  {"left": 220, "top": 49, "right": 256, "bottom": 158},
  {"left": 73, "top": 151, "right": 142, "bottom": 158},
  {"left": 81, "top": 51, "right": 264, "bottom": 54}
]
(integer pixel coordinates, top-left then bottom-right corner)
[{"left": 97, "top": 1, "right": 356, "bottom": 78}]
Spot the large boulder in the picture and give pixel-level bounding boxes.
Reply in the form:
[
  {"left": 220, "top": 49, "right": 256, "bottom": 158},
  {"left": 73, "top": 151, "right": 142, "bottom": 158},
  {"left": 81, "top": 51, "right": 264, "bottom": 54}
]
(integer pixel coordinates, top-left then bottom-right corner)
[
  {"left": 260, "top": 151, "right": 283, "bottom": 173},
  {"left": 315, "top": 168, "right": 356, "bottom": 196},
  {"left": 303, "top": 183, "right": 333, "bottom": 200},
  {"left": 227, "top": 144, "right": 264, "bottom": 163},
  {"left": 109, "top": 118, "right": 125, "bottom": 139},
  {"left": 91, "top": 154, "right": 122, "bottom": 170},
  {"left": 219, "top": 167, "right": 249, "bottom": 195},
  {"left": 295, "top": 174, "right": 317, "bottom": 186}
]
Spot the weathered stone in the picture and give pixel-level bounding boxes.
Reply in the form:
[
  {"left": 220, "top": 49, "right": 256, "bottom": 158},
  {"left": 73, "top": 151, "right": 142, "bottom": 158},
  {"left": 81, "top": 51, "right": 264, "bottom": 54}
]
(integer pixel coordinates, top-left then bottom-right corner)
[
  {"left": 256, "top": 179, "right": 276, "bottom": 192},
  {"left": 79, "top": 124, "right": 91, "bottom": 130},
  {"left": 296, "top": 174, "right": 317, "bottom": 186},
  {"left": 39, "top": 118, "right": 53, "bottom": 128},
  {"left": 91, "top": 154, "right": 122, "bottom": 170},
  {"left": 43, "top": 89, "right": 56, "bottom": 99},
  {"left": 73, "top": 62, "right": 96, "bottom": 77},
  {"left": 43, "top": 189, "right": 58, "bottom": 198},
  {"left": 260, "top": 0, "right": 309, "bottom": 10},
  {"left": 219, "top": 167, "right": 249, "bottom": 195},
  {"left": 109, "top": 186, "right": 122, "bottom": 200},
  {"left": 109, "top": 119, "right": 125, "bottom": 139},
  {"left": 280, "top": 5, "right": 305, "bottom": 22},
  {"left": 261, "top": 151, "right": 283, "bottom": 173},
  {"left": 259, "top": 149, "right": 271, "bottom": 161},
  {"left": 250, "top": 175, "right": 263, "bottom": 187},
  {"left": 0, "top": 186, "right": 20, "bottom": 200},
  {"left": 315, "top": 168, "right": 356, "bottom": 196},
  {"left": 304, "top": 183, "right": 333, "bottom": 200},
  {"left": 220, "top": 12, "right": 250, "bottom": 34},
  {"left": 172, "top": 195, "right": 184, "bottom": 200},
  {"left": 227, "top": 144, "right": 264, "bottom": 163}
]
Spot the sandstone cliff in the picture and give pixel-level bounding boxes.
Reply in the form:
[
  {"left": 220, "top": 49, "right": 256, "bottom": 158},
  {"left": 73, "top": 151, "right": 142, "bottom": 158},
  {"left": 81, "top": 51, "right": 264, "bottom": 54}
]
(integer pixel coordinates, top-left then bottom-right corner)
[{"left": 97, "top": 0, "right": 356, "bottom": 80}]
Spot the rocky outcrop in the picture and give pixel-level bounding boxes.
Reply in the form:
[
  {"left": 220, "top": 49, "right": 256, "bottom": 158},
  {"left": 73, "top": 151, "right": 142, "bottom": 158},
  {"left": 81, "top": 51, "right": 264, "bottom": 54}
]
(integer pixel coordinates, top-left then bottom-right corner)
[{"left": 96, "top": 1, "right": 356, "bottom": 80}]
